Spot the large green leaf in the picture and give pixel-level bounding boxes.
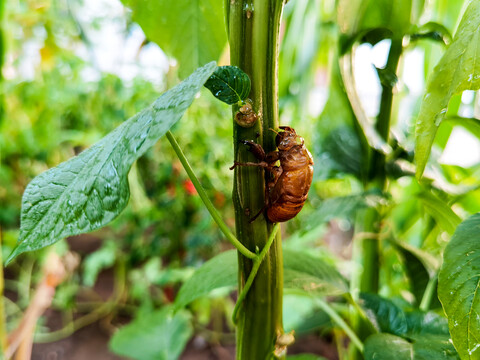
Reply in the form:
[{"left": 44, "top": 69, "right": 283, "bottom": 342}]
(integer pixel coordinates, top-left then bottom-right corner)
[
  {"left": 174, "top": 248, "right": 348, "bottom": 310},
  {"left": 415, "top": 1, "right": 480, "bottom": 177},
  {"left": 337, "top": 0, "right": 423, "bottom": 38},
  {"left": 7, "top": 62, "right": 217, "bottom": 264},
  {"left": 109, "top": 307, "right": 192, "bottom": 360},
  {"left": 121, "top": 0, "right": 227, "bottom": 78},
  {"left": 438, "top": 213, "right": 480, "bottom": 359},
  {"left": 364, "top": 333, "right": 459, "bottom": 360}
]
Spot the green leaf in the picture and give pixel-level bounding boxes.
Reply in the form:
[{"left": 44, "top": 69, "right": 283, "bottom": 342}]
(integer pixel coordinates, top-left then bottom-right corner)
[
  {"left": 415, "top": 1, "right": 480, "bottom": 177},
  {"left": 7, "top": 62, "right": 217, "bottom": 264},
  {"left": 405, "top": 311, "right": 449, "bottom": 336},
  {"left": 82, "top": 240, "right": 116, "bottom": 287},
  {"left": 204, "top": 66, "right": 251, "bottom": 105},
  {"left": 175, "top": 248, "right": 348, "bottom": 310},
  {"left": 412, "top": 336, "right": 460, "bottom": 360},
  {"left": 391, "top": 240, "right": 440, "bottom": 306},
  {"left": 287, "top": 355, "right": 327, "bottom": 360},
  {"left": 174, "top": 250, "right": 237, "bottom": 310},
  {"left": 294, "top": 193, "right": 379, "bottom": 241},
  {"left": 418, "top": 191, "right": 461, "bottom": 235},
  {"left": 283, "top": 249, "right": 349, "bottom": 296},
  {"left": 109, "top": 307, "right": 192, "bottom": 360},
  {"left": 364, "top": 333, "right": 412, "bottom": 360},
  {"left": 443, "top": 116, "right": 480, "bottom": 140},
  {"left": 411, "top": 22, "right": 453, "bottom": 46},
  {"left": 360, "top": 293, "right": 408, "bottom": 336},
  {"left": 321, "top": 127, "right": 364, "bottom": 177},
  {"left": 283, "top": 295, "right": 330, "bottom": 335},
  {"left": 438, "top": 213, "right": 480, "bottom": 359},
  {"left": 364, "top": 333, "right": 459, "bottom": 360},
  {"left": 361, "top": 292, "right": 449, "bottom": 338},
  {"left": 121, "top": 0, "right": 226, "bottom": 78},
  {"left": 337, "top": 0, "right": 423, "bottom": 38},
  {"left": 309, "top": 194, "right": 370, "bottom": 221}
]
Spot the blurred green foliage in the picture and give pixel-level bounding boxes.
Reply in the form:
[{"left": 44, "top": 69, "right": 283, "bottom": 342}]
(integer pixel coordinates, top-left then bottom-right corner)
[{"left": 2, "top": 0, "right": 480, "bottom": 359}]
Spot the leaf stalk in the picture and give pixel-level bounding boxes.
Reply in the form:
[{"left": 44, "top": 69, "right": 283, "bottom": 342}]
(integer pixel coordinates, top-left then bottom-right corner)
[{"left": 166, "top": 131, "right": 256, "bottom": 259}]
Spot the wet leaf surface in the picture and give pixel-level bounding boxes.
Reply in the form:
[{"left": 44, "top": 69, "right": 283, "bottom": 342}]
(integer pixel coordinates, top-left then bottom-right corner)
[
  {"left": 7, "top": 62, "right": 217, "bottom": 263},
  {"left": 415, "top": 1, "right": 480, "bottom": 177}
]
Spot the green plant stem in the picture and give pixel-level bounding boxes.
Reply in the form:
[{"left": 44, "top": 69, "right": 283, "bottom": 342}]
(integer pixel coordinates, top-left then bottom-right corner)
[
  {"left": 349, "top": 38, "right": 403, "bottom": 360},
  {"left": 228, "top": 1, "right": 285, "bottom": 359},
  {"left": 370, "top": 38, "right": 403, "bottom": 187},
  {"left": 420, "top": 274, "right": 438, "bottom": 311},
  {"left": 166, "top": 131, "right": 256, "bottom": 260},
  {"left": 353, "top": 38, "right": 403, "bottom": 296},
  {"left": 314, "top": 298, "right": 364, "bottom": 353},
  {"left": 232, "top": 223, "right": 280, "bottom": 323}
]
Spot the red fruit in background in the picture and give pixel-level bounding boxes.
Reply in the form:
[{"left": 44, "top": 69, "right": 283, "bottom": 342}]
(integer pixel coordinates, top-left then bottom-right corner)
[{"left": 183, "top": 179, "right": 197, "bottom": 195}]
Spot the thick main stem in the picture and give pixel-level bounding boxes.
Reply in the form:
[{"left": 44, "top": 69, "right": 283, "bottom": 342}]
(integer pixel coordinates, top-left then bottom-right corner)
[{"left": 228, "top": 1, "right": 284, "bottom": 359}]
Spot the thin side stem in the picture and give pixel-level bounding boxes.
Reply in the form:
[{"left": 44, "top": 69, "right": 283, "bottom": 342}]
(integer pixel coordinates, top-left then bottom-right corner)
[
  {"left": 420, "top": 275, "right": 438, "bottom": 312},
  {"left": 232, "top": 223, "right": 280, "bottom": 323},
  {"left": 166, "top": 131, "right": 256, "bottom": 260},
  {"left": 315, "top": 298, "right": 364, "bottom": 353}
]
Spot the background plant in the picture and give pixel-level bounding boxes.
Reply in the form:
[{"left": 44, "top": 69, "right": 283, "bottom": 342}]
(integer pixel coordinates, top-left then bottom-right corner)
[{"left": 2, "top": 0, "right": 480, "bottom": 360}]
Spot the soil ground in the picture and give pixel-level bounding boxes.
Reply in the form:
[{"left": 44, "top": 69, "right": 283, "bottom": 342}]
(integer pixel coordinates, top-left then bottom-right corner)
[
  {"left": 33, "top": 322, "right": 338, "bottom": 360},
  {"left": 29, "top": 234, "right": 338, "bottom": 360}
]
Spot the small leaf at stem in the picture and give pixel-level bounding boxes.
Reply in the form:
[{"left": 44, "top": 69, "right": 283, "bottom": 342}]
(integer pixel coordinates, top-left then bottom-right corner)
[
  {"left": 204, "top": 66, "right": 251, "bottom": 105},
  {"left": 415, "top": 1, "right": 480, "bottom": 177},
  {"left": 6, "top": 62, "right": 217, "bottom": 264}
]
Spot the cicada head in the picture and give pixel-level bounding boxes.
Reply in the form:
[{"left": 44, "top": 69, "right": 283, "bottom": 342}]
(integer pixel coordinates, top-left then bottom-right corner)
[{"left": 275, "top": 126, "right": 297, "bottom": 150}]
